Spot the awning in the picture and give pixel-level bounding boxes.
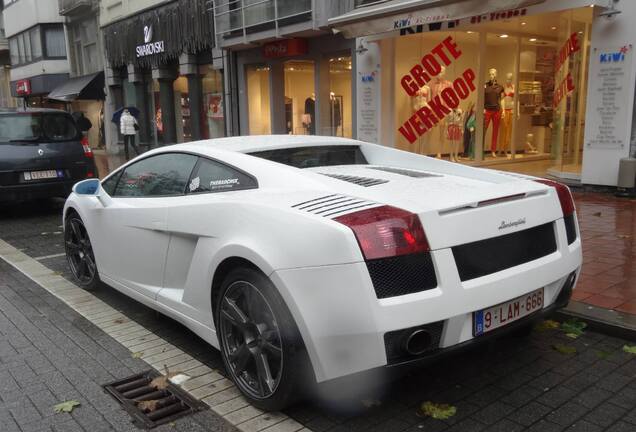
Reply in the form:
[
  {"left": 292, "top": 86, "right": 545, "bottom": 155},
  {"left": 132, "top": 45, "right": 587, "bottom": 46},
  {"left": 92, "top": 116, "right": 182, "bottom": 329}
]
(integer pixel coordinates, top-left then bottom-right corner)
[
  {"left": 329, "top": 0, "right": 547, "bottom": 38},
  {"left": 47, "top": 72, "right": 105, "bottom": 102}
]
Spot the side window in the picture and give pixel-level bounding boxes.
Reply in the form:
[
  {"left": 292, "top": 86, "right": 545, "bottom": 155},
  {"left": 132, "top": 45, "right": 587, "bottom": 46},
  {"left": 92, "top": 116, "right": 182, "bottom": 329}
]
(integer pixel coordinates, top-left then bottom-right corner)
[
  {"left": 101, "top": 171, "right": 121, "bottom": 196},
  {"left": 187, "top": 158, "right": 257, "bottom": 194},
  {"left": 113, "top": 153, "right": 198, "bottom": 197}
]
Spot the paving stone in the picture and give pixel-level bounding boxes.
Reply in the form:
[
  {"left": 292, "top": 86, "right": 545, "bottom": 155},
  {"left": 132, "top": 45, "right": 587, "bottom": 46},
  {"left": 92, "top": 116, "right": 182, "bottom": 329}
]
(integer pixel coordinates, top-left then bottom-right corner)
[
  {"left": 536, "top": 386, "right": 578, "bottom": 409},
  {"left": 544, "top": 401, "right": 589, "bottom": 427},
  {"left": 584, "top": 402, "right": 628, "bottom": 427},
  {"left": 507, "top": 401, "right": 552, "bottom": 427}
]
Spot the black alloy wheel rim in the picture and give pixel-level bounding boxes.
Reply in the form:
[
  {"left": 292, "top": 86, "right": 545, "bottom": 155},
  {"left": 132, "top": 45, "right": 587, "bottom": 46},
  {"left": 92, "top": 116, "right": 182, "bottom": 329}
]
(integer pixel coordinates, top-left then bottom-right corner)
[
  {"left": 219, "top": 281, "right": 283, "bottom": 399},
  {"left": 65, "top": 218, "right": 97, "bottom": 284}
]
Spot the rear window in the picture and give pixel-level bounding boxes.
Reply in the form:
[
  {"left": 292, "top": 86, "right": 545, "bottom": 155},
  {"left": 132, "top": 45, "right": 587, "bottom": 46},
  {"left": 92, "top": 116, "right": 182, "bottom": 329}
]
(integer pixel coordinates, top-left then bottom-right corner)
[
  {"left": 248, "top": 145, "right": 368, "bottom": 168},
  {"left": 0, "top": 113, "right": 78, "bottom": 143}
]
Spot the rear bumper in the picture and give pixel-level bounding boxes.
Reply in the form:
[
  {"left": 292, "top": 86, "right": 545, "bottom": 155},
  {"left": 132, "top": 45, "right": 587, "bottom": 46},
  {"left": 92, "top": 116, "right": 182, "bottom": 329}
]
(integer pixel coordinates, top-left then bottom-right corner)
[
  {"left": 0, "top": 179, "right": 80, "bottom": 202},
  {"left": 272, "top": 217, "right": 583, "bottom": 383}
]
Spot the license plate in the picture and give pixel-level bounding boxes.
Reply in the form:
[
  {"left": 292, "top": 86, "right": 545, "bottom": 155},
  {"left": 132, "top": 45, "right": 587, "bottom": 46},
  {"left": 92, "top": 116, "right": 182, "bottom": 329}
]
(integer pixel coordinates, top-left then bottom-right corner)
[
  {"left": 23, "top": 170, "right": 62, "bottom": 181},
  {"left": 474, "top": 288, "right": 544, "bottom": 336}
]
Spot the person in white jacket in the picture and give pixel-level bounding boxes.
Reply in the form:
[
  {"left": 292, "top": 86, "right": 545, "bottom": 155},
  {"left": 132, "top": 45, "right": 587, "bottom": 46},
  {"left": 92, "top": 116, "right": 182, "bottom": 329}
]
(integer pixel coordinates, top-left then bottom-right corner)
[{"left": 120, "top": 109, "right": 139, "bottom": 160}]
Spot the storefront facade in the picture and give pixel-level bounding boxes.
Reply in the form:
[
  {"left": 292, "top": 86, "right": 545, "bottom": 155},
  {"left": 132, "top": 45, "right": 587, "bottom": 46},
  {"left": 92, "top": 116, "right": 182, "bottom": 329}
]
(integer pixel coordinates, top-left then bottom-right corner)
[
  {"left": 331, "top": 0, "right": 636, "bottom": 186},
  {"left": 101, "top": 0, "right": 223, "bottom": 154},
  {"left": 236, "top": 34, "right": 356, "bottom": 139}
]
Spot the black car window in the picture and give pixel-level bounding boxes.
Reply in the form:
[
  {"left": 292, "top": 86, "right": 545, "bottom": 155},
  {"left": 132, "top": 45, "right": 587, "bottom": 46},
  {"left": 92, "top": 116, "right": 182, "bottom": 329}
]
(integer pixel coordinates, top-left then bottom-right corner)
[
  {"left": 187, "top": 157, "right": 257, "bottom": 194},
  {"left": 42, "top": 114, "right": 78, "bottom": 141},
  {"left": 101, "top": 171, "right": 121, "bottom": 196},
  {"left": 0, "top": 113, "right": 78, "bottom": 143},
  {"left": 113, "top": 153, "right": 198, "bottom": 197},
  {"left": 249, "top": 145, "right": 368, "bottom": 168}
]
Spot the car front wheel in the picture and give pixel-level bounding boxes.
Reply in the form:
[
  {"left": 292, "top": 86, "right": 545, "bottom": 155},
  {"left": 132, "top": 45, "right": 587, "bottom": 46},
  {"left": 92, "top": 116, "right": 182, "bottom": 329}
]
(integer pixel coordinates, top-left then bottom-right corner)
[
  {"left": 216, "top": 267, "right": 308, "bottom": 411},
  {"left": 65, "top": 213, "right": 99, "bottom": 290}
]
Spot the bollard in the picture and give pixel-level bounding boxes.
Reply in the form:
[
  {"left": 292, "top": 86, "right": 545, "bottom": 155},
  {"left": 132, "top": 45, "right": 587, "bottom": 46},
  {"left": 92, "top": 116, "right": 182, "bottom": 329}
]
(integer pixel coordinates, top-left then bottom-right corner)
[{"left": 616, "top": 157, "right": 636, "bottom": 197}]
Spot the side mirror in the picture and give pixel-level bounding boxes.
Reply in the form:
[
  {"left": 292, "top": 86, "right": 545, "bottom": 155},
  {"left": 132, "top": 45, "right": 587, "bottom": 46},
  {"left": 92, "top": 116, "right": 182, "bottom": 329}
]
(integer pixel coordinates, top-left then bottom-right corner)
[{"left": 72, "top": 179, "right": 112, "bottom": 207}]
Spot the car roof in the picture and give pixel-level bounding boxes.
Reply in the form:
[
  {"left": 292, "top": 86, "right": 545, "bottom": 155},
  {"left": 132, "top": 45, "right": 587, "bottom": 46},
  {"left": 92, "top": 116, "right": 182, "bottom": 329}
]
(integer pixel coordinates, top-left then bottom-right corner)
[
  {"left": 183, "top": 135, "right": 364, "bottom": 154},
  {"left": 0, "top": 107, "right": 70, "bottom": 114}
]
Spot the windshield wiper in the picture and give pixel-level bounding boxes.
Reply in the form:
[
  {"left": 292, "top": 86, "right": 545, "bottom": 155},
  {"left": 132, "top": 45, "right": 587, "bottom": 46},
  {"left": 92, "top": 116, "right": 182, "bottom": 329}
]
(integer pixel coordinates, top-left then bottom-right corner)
[{"left": 9, "top": 137, "right": 42, "bottom": 143}]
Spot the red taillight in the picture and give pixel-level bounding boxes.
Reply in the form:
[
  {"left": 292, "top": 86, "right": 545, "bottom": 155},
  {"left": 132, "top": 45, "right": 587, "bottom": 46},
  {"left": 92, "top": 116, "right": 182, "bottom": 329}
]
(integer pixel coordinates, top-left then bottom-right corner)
[
  {"left": 86, "top": 171, "right": 94, "bottom": 178},
  {"left": 535, "top": 179, "right": 575, "bottom": 217},
  {"left": 81, "top": 136, "right": 93, "bottom": 158},
  {"left": 334, "top": 205, "right": 430, "bottom": 260}
]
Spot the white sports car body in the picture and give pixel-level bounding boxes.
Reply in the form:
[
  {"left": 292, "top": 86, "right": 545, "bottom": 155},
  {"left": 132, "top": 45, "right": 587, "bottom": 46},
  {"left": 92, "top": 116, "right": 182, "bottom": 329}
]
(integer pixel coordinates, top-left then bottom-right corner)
[{"left": 64, "top": 136, "right": 582, "bottom": 408}]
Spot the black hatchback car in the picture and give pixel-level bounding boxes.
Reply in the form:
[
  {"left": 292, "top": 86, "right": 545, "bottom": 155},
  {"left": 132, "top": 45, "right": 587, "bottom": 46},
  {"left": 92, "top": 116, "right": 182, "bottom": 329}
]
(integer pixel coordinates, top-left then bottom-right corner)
[{"left": 0, "top": 108, "right": 97, "bottom": 202}]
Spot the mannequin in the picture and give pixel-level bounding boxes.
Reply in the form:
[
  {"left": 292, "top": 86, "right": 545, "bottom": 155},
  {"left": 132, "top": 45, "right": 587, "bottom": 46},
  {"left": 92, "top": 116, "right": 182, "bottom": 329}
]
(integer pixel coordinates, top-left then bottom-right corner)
[
  {"left": 329, "top": 92, "right": 342, "bottom": 136},
  {"left": 484, "top": 68, "right": 504, "bottom": 158},
  {"left": 431, "top": 66, "right": 451, "bottom": 158},
  {"left": 447, "top": 108, "right": 463, "bottom": 162},
  {"left": 499, "top": 72, "right": 515, "bottom": 157},
  {"left": 412, "top": 85, "right": 431, "bottom": 154},
  {"left": 304, "top": 93, "right": 316, "bottom": 135}
]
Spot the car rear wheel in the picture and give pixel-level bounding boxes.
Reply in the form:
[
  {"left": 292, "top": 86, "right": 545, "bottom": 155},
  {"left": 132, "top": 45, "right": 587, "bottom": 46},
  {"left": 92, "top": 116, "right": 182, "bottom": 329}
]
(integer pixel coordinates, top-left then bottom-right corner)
[
  {"left": 216, "top": 267, "right": 307, "bottom": 411},
  {"left": 65, "top": 214, "right": 99, "bottom": 290}
]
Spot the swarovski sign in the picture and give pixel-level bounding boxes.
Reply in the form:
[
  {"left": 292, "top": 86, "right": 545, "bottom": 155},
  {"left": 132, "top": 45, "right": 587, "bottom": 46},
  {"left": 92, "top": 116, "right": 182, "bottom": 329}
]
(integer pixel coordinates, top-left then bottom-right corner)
[{"left": 136, "top": 25, "right": 165, "bottom": 57}]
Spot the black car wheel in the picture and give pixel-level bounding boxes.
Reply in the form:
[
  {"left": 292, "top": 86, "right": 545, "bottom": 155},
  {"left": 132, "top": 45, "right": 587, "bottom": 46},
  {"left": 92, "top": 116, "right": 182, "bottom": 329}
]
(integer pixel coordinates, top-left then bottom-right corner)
[
  {"left": 65, "top": 214, "right": 99, "bottom": 290},
  {"left": 217, "top": 267, "right": 308, "bottom": 411}
]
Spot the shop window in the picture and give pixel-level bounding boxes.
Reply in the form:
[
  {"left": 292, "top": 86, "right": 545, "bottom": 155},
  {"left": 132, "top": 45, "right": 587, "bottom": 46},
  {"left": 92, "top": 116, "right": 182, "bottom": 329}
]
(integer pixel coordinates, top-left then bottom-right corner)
[
  {"left": 30, "top": 27, "right": 42, "bottom": 59},
  {"left": 173, "top": 76, "right": 191, "bottom": 143},
  {"left": 284, "top": 60, "right": 315, "bottom": 135},
  {"left": 392, "top": 30, "right": 479, "bottom": 160},
  {"left": 246, "top": 64, "right": 271, "bottom": 135},
  {"left": 327, "top": 56, "right": 352, "bottom": 138},
  {"left": 201, "top": 66, "right": 225, "bottom": 139}
]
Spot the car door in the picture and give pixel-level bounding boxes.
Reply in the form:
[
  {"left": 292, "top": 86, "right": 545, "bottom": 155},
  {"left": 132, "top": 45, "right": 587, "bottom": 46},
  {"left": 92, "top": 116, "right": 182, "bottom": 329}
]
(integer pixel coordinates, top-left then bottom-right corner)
[
  {"left": 157, "top": 156, "right": 258, "bottom": 325},
  {"left": 89, "top": 152, "right": 198, "bottom": 299}
]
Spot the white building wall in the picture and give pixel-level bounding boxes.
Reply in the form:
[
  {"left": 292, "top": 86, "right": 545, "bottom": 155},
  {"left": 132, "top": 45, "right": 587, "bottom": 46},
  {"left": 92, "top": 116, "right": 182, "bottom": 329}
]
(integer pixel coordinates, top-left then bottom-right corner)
[
  {"left": 4, "top": 0, "right": 64, "bottom": 38},
  {"left": 581, "top": 2, "right": 636, "bottom": 186},
  {"left": 100, "top": 0, "right": 172, "bottom": 26},
  {"left": 9, "top": 60, "right": 70, "bottom": 81}
]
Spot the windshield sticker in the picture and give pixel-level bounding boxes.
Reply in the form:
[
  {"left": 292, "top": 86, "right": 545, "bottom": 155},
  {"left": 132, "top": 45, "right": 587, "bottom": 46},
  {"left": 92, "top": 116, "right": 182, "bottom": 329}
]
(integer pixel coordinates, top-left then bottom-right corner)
[
  {"left": 189, "top": 177, "right": 200, "bottom": 192},
  {"left": 210, "top": 178, "right": 239, "bottom": 190}
]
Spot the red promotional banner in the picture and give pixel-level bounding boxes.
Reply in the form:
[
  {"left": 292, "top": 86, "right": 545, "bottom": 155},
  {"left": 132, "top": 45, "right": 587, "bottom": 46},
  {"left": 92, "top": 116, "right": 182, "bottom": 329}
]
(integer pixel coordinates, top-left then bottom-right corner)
[
  {"left": 16, "top": 79, "right": 31, "bottom": 96},
  {"left": 262, "top": 39, "right": 308, "bottom": 59}
]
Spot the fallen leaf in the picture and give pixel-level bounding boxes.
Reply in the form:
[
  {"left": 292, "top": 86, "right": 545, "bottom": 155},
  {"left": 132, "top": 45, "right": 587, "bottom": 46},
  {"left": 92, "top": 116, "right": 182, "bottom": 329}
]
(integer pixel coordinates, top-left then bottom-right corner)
[
  {"left": 565, "top": 333, "right": 579, "bottom": 339},
  {"left": 595, "top": 350, "right": 611, "bottom": 359},
  {"left": 561, "top": 318, "right": 587, "bottom": 337},
  {"left": 137, "top": 399, "right": 160, "bottom": 412},
  {"left": 113, "top": 318, "right": 125, "bottom": 324},
  {"left": 535, "top": 320, "right": 560, "bottom": 331},
  {"left": 361, "top": 399, "right": 382, "bottom": 408},
  {"left": 53, "top": 400, "right": 81, "bottom": 413},
  {"left": 168, "top": 422, "right": 176, "bottom": 428},
  {"left": 150, "top": 365, "right": 183, "bottom": 390},
  {"left": 553, "top": 344, "right": 577, "bottom": 355},
  {"left": 169, "top": 373, "right": 190, "bottom": 386},
  {"left": 623, "top": 345, "right": 636, "bottom": 354},
  {"left": 419, "top": 401, "right": 457, "bottom": 420},
  {"left": 132, "top": 351, "right": 144, "bottom": 359}
]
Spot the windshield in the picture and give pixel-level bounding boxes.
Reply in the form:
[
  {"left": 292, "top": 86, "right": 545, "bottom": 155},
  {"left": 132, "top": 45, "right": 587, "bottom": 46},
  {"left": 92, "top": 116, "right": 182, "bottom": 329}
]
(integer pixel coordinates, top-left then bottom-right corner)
[
  {"left": 248, "top": 145, "right": 368, "bottom": 168},
  {"left": 0, "top": 113, "right": 78, "bottom": 143}
]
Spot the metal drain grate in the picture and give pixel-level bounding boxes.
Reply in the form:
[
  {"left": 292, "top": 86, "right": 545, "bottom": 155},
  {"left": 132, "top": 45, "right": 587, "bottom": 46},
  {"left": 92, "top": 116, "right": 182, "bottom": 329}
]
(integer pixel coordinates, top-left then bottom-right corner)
[{"left": 103, "top": 370, "right": 206, "bottom": 429}]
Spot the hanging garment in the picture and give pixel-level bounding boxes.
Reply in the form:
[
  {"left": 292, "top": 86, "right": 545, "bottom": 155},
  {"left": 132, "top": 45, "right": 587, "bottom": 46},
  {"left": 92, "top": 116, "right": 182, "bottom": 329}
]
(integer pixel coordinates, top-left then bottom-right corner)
[
  {"left": 304, "top": 97, "right": 316, "bottom": 135},
  {"left": 503, "top": 84, "right": 515, "bottom": 110},
  {"left": 484, "top": 109, "right": 502, "bottom": 152},
  {"left": 463, "top": 109, "right": 476, "bottom": 158},
  {"left": 484, "top": 81, "right": 504, "bottom": 111}
]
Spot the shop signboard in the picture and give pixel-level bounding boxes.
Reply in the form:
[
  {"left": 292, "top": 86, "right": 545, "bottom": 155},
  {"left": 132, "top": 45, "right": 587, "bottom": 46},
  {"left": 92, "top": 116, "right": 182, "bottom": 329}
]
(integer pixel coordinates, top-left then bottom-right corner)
[
  {"left": 262, "top": 39, "right": 308, "bottom": 59},
  {"left": 356, "top": 39, "right": 381, "bottom": 143},
  {"left": 586, "top": 45, "right": 633, "bottom": 150},
  {"left": 15, "top": 79, "right": 31, "bottom": 96},
  {"left": 136, "top": 25, "right": 165, "bottom": 58}
]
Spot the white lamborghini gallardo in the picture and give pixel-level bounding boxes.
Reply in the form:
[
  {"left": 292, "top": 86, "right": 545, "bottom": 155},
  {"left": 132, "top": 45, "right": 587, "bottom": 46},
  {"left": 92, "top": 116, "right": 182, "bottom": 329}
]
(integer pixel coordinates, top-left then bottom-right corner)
[{"left": 64, "top": 136, "right": 582, "bottom": 410}]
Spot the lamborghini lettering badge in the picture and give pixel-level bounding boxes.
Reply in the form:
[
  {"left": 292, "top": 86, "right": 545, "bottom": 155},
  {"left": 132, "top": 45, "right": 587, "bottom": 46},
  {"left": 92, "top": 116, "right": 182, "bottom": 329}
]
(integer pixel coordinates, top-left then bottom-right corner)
[{"left": 498, "top": 218, "right": 526, "bottom": 230}]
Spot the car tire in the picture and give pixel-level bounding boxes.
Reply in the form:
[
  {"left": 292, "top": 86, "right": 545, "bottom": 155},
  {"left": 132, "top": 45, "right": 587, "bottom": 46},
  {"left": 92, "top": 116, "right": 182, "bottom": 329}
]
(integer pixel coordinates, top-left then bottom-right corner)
[
  {"left": 216, "top": 267, "right": 308, "bottom": 411},
  {"left": 64, "top": 213, "right": 100, "bottom": 291}
]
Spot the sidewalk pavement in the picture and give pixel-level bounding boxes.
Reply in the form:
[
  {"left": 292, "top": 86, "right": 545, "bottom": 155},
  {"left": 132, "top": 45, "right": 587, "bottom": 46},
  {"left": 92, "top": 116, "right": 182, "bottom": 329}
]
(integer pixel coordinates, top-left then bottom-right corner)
[
  {"left": 0, "top": 259, "right": 236, "bottom": 432},
  {"left": 564, "top": 191, "right": 636, "bottom": 334}
]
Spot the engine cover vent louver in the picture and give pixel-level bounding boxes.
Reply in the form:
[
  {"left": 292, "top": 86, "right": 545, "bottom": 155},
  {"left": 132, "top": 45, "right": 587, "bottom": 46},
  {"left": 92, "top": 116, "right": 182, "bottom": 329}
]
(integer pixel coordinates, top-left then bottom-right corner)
[
  {"left": 368, "top": 166, "right": 442, "bottom": 178},
  {"left": 292, "top": 194, "right": 379, "bottom": 218},
  {"left": 319, "top": 173, "right": 389, "bottom": 187}
]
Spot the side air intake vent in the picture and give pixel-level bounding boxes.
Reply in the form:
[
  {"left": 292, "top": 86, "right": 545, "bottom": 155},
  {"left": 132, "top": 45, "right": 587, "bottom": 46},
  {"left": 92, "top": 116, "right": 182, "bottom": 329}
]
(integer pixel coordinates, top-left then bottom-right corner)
[
  {"left": 292, "top": 194, "right": 378, "bottom": 218},
  {"left": 320, "top": 173, "right": 389, "bottom": 187},
  {"left": 368, "top": 167, "right": 442, "bottom": 178}
]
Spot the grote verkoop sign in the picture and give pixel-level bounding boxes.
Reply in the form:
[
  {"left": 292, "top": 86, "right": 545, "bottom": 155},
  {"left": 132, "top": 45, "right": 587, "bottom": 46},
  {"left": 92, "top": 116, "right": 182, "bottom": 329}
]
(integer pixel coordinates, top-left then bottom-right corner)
[{"left": 398, "top": 36, "right": 476, "bottom": 144}]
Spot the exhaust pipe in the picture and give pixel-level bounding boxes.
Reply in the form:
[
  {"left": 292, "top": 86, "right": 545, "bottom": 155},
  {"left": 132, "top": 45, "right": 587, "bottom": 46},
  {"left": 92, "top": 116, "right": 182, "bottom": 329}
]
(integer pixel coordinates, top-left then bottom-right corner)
[{"left": 404, "top": 329, "right": 433, "bottom": 356}]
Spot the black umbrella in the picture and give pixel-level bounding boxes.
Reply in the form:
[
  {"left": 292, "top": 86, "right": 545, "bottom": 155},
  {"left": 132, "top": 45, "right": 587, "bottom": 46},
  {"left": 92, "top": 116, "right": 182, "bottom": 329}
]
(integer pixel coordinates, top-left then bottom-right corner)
[{"left": 111, "top": 106, "right": 140, "bottom": 124}]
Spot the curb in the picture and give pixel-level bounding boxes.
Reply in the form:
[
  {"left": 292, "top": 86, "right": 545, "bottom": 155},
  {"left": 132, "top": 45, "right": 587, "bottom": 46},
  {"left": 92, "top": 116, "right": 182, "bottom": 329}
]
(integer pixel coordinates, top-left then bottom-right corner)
[{"left": 554, "top": 300, "right": 636, "bottom": 341}]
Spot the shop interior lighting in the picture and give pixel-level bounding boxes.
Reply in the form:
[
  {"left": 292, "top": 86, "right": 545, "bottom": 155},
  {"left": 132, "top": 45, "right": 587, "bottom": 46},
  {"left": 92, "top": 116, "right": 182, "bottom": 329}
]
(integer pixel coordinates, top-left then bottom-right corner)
[
  {"left": 499, "top": 34, "right": 509, "bottom": 38},
  {"left": 521, "top": 22, "right": 527, "bottom": 26},
  {"left": 466, "top": 31, "right": 474, "bottom": 34},
  {"left": 529, "top": 38, "right": 538, "bottom": 42},
  {"left": 551, "top": 26, "right": 557, "bottom": 30}
]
